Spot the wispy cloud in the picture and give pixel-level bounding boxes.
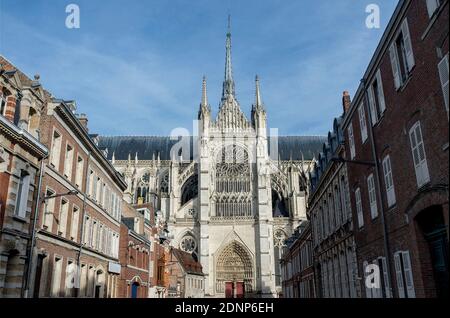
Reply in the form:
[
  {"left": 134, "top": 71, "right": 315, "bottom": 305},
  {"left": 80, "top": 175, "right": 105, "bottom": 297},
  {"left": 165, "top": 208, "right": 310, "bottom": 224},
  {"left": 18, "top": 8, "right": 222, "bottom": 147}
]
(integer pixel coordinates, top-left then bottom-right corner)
[{"left": 0, "top": 0, "right": 397, "bottom": 136}]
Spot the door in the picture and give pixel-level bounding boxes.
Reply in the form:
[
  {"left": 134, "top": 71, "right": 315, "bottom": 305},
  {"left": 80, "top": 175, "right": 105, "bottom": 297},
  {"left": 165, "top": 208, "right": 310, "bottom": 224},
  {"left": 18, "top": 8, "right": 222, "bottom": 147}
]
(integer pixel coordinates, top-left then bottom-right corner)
[
  {"left": 33, "top": 254, "right": 45, "bottom": 298},
  {"left": 235, "top": 282, "right": 245, "bottom": 298},
  {"left": 225, "top": 282, "right": 234, "bottom": 298},
  {"left": 131, "top": 282, "right": 139, "bottom": 298},
  {"left": 426, "top": 230, "right": 449, "bottom": 298},
  {"left": 95, "top": 285, "right": 101, "bottom": 298}
]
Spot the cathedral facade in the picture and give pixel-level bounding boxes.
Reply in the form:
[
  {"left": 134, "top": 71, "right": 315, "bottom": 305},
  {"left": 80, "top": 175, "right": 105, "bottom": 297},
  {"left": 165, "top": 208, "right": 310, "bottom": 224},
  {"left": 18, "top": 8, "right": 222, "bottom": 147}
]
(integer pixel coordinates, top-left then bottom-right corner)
[{"left": 99, "top": 24, "right": 325, "bottom": 297}]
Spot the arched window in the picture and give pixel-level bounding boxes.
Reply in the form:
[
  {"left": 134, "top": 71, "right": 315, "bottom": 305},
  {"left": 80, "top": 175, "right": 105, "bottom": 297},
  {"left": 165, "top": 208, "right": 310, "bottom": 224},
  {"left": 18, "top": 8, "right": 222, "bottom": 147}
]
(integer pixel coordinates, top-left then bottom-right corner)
[
  {"left": 181, "top": 175, "right": 198, "bottom": 206},
  {"left": 135, "top": 172, "right": 151, "bottom": 204},
  {"left": 272, "top": 189, "right": 289, "bottom": 217},
  {"left": 160, "top": 173, "right": 169, "bottom": 195},
  {"left": 214, "top": 145, "right": 252, "bottom": 218}
]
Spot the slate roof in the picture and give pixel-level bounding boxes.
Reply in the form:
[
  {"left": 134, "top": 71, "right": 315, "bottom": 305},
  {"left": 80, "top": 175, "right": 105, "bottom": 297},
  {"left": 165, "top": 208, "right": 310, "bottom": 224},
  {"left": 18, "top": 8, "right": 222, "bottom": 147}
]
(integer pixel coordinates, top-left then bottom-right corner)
[{"left": 98, "top": 135, "right": 326, "bottom": 161}]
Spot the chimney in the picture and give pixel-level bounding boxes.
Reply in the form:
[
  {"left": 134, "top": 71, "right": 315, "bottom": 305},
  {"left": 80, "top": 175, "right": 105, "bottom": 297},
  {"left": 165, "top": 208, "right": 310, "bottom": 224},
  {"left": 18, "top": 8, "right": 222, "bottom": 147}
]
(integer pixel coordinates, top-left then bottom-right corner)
[
  {"left": 78, "top": 113, "right": 88, "bottom": 131},
  {"left": 342, "top": 91, "right": 351, "bottom": 113}
]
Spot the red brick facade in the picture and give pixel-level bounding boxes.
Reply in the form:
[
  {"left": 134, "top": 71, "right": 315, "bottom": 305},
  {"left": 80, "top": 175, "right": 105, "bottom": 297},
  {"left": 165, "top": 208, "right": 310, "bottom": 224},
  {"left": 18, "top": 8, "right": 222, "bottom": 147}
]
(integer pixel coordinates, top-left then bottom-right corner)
[
  {"left": 28, "top": 98, "right": 127, "bottom": 298},
  {"left": 342, "top": 0, "right": 448, "bottom": 298}
]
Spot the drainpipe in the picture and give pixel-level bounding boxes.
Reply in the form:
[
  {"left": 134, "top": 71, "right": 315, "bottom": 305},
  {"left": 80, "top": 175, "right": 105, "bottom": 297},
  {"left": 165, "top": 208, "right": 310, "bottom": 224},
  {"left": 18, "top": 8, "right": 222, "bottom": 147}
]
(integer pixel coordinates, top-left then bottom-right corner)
[
  {"left": 23, "top": 158, "right": 47, "bottom": 298},
  {"left": 361, "top": 78, "right": 393, "bottom": 297},
  {"left": 76, "top": 152, "right": 91, "bottom": 297}
]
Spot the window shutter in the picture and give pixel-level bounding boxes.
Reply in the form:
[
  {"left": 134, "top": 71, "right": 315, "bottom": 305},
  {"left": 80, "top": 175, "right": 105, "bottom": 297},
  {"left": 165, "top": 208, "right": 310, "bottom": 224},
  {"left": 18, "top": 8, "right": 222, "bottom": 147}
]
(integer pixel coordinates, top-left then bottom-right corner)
[
  {"left": 389, "top": 43, "right": 401, "bottom": 89},
  {"left": 382, "top": 156, "right": 396, "bottom": 207},
  {"left": 381, "top": 257, "right": 392, "bottom": 298},
  {"left": 401, "top": 18, "right": 415, "bottom": 71},
  {"left": 367, "top": 174, "right": 378, "bottom": 219},
  {"left": 348, "top": 124, "right": 355, "bottom": 159},
  {"left": 355, "top": 188, "right": 364, "bottom": 228},
  {"left": 402, "top": 251, "right": 416, "bottom": 298},
  {"left": 409, "top": 123, "right": 430, "bottom": 187},
  {"left": 18, "top": 174, "right": 31, "bottom": 218},
  {"left": 367, "top": 86, "right": 378, "bottom": 125},
  {"left": 358, "top": 104, "right": 368, "bottom": 142},
  {"left": 394, "top": 252, "right": 405, "bottom": 298},
  {"left": 426, "top": 0, "right": 439, "bottom": 18},
  {"left": 376, "top": 70, "right": 386, "bottom": 113},
  {"left": 438, "top": 54, "right": 449, "bottom": 113}
]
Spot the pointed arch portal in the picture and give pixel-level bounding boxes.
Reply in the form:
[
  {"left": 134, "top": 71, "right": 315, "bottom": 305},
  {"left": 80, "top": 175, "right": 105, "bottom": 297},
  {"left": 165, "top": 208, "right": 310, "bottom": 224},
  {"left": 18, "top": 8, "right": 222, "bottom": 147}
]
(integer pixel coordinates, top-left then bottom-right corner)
[{"left": 215, "top": 241, "right": 253, "bottom": 296}]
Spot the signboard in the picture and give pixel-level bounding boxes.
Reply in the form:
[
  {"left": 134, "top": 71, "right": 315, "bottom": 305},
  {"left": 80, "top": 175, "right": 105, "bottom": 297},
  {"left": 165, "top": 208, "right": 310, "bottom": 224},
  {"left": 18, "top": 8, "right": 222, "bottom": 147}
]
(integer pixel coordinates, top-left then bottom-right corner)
[{"left": 108, "top": 262, "right": 121, "bottom": 274}]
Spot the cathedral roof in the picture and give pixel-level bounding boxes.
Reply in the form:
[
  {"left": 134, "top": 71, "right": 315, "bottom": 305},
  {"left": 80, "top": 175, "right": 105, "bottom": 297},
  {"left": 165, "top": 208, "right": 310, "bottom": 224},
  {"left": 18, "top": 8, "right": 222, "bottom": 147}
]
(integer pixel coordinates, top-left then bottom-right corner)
[{"left": 97, "top": 135, "right": 326, "bottom": 161}]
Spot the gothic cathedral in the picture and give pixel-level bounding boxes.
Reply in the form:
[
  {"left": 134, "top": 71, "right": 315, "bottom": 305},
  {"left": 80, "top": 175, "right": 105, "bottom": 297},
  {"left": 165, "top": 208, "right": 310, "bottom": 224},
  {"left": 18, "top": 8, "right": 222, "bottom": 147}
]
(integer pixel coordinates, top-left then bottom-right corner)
[{"left": 99, "top": 21, "right": 324, "bottom": 297}]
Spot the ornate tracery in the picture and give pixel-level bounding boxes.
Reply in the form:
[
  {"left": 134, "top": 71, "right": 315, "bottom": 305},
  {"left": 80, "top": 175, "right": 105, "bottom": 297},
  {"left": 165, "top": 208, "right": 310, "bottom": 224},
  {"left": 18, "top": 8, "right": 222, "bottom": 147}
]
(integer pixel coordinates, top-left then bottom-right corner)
[
  {"left": 135, "top": 172, "right": 151, "bottom": 204},
  {"left": 216, "top": 241, "right": 253, "bottom": 294},
  {"left": 214, "top": 145, "right": 252, "bottom": 218}
]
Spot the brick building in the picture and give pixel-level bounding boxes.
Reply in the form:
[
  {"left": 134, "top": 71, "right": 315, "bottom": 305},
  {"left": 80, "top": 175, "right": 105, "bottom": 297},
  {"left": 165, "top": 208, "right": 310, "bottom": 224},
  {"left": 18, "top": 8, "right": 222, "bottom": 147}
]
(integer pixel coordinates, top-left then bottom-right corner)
[
  {"left": 163, "top": 247, "right": 205, "bottom": 298},
  {"left": 342, "top": 0, "right": 448, "bottom": 298},
  {"left": 280, "top": 221, "right": 316, "bottom": 298},
  {"left": 0, "top": 57, "right": 48, "bottom": 298},
  {"left": 118, "top": 202, "right": 151, "bottom": 298},
  {"left": 27, "top": 97, "right": 127, "bottom": 298},
  {"left": 307, "top": 108, "right": 359, "bottom": 298}
]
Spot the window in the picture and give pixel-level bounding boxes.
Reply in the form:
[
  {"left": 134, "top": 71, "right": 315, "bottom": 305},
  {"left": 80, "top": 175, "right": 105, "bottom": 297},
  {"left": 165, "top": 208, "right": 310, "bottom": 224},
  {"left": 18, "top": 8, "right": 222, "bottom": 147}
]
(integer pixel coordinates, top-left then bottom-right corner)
[
  {"left": 70, "top": 206, "right": 79, "bottom": 241},
  {"left": 96, "top": 176, "right": 101, "bottom": 202},
  {"left": 382, "top": 155, "right": 396, "bottom": 207},
  {"left": 88, "top": 169, "right": 94, "bottom": 197},
  {"left": 0, "top": 94, "right": 6, "bottom": 116},
  {"left": 65, "top": 260, "right": 76, "bottom": 297},
  {"left": 358, "top": 103, "right": 368, "bottom": 142},
  {"left": 58, "top": 198, "right": 69, "bottom": 237},
  {"left": 355, "top": 188, "right": 364, "bottom": 228},
  {"left": 438, "top": 54, "right": 449, "bottom": 114},
  {"left": 367, "top": 174, "right": 378, "bottom": 219},
  {"left": 378, "top": 257, "right": 391, "bottom": 298},
  {"left": 43, "top": 188, "right": 56, "bottom": 230},
  {"left": 84, "top": 216, "right": 91, "bottom": 245},
  {"left": 64, "top": 144, "right": 74, "bottom": 180},
  {"left": 15, "top": 171, "right": 31, "bottom": 218},
  {"left": 348, "top": 123, "right": 355, "bottom": 159},
  {"left": 50, "top": 130, "right": 62, "bottom": 169},
  {"left": 92, "top": 220, "right": 98, "bottom": 249},
  {"left": 409, "top": 122, "right": 430, "bottom": 187},
  {"left": 334, "top": 186, "right": 341, "bottom": 228},
  {"left": 51, "top": 256, "right": 63, "bottom": 297},
  {"left": 394, "top": 250, "right": 415, "bottom": 298},
  {"left": 426, "top": 0, "right": 440, "bottom": 18},
  {"left": 368, "top": 70, "right": 386, "bottom": 125},
  {"left": 340, "top": 176, "right": 348, "bottom": 223},
  {"left": 75, "top": 156, "right": 84, "bottom": 188},
  {"left": 389, "top": 18, "right": 415, "bottom": 89}
]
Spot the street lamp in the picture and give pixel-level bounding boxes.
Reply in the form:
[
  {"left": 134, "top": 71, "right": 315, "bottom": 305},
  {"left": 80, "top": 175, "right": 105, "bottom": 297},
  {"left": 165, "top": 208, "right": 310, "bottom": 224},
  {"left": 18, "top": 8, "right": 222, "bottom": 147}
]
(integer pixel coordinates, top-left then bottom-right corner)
[
  {"left": 42, "top": 189, "right": 79, "bottom": 201},
  {"left": 330, "top": 156, "right": 375, "bottom": 167}
]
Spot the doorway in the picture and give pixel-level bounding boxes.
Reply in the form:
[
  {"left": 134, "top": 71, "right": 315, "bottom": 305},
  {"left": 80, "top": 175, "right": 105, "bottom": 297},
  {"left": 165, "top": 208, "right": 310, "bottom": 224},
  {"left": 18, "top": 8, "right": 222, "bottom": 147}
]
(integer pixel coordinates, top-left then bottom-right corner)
[
  {"left": 416, "top": 205, "right": 449, "bottom": 298},
  {"left": 225, "top": 281, "right": 245, "bottom": 298},
  {"left": 131, "top": 282, "right": 140, "bottom": 298}
]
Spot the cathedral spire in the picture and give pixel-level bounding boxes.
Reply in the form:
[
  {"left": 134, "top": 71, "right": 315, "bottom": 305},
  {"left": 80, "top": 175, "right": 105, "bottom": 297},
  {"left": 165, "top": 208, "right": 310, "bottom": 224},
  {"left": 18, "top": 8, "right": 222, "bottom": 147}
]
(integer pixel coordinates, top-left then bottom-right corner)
[
  {"left": 255, "top": 75, "right": 263, "bottom": 108},
  {"left": 201, "top": 75, "right": 208, "bottom": 107},
  {"left": 222, "top": 15, "right": 235, "bottom": 100}
]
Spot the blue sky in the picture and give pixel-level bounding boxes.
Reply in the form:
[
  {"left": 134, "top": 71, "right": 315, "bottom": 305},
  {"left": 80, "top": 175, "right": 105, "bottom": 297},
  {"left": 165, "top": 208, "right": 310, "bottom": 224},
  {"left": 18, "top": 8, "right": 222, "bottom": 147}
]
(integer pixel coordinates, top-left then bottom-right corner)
[{"left": 0, "top": 0, "right": 398, "bottom": 136}]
